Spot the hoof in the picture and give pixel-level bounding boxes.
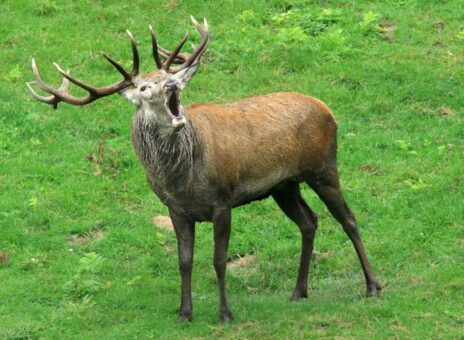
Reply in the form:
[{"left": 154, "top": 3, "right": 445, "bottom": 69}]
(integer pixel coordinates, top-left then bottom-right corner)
[
  {"left": 366, "top": 281, "right": 382, "bottom": 297},
  {"left": 219, "top": 310, "right": 234, "bottom": 323},
  {"left": 290, "top": 289, "right": 308, "bottom": 301},
  {"left": 178, "top": 310, "right": 193, "bottom": 322}
]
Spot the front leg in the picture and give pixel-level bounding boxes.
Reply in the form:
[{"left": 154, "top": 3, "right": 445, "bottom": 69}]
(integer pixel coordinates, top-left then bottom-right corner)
[
  {"left": 169, "top": 209, "right": 195, "bottom": 321},
  {"left": 212, "top": 206, "right": 234, "bottom": 322}
]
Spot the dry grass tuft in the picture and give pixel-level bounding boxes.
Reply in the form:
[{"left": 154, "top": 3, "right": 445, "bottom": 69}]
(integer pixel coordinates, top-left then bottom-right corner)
[
  {"left": 228, "top": 254, "right": 255, "bottom": 269},
  {"left": 68, "top": 230, "right": 105, "bottom": 245}
]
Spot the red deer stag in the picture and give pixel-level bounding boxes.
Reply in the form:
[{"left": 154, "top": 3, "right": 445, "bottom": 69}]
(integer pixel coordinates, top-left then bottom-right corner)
[{"left": 28, "top": 17, "right": 381, "bottom": 322}]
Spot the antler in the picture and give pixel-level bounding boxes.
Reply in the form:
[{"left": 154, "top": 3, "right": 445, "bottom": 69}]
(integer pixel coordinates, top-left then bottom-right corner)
[
  {"left": 28, "top": 17, "right": 210, "bottom": 108},
  {"left": 150, "top": 16, "right": 210, "bottom": 74},
  {"left": 27, "top": 31, "right": 140, "bottom": 109}
]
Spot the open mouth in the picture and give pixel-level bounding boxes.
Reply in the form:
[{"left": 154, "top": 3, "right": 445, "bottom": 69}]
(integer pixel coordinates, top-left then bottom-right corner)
[{"left": 165, "top": 91, "right": 186, "bottom": 128}]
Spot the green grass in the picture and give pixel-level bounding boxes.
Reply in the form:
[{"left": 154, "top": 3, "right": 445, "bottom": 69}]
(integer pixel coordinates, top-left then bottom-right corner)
[{"left": 1, "top": 0, "right": 463, "bottom": 338}]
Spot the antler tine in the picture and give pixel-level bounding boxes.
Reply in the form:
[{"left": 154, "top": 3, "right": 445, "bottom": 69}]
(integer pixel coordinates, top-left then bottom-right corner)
[
  {"left": 150, "top": 25, "right": 188, "bottom": 68},
  {"left": 53, "top": 62, "right": 100, "bottom": 93},
  {"left": 27, "top": 81, "right": 59, "bottom": 108},
  {"left": 100, "top": 52, "right": 132, "bottom": 80},
  {"left": 97, "top": 31, "right": 139, "bottom": 79},
  {"left": 31, "top": 58, "right": 61, "bottom": 94},
  {"left": 149, "top": 25, "right": 163, "bottom": 69},
  {"left": 126, "top": 30, "right": 140, "bottom": 76},
  {"left": 27, "top": 72, "right": 69, "bottom": 109},
  {"left": 158, "top": 46, "right": 189, "bottom": 63},
  {"left": 29, "top": 59, "right": 81, "bottom": 106},
  {"left": 163, "top": 30, "right": 189, "bottom": 71},
  {"left": 168, "top": 16, "right": 210, "bottom": 73},
  {"left": 184, "top": 16, "right": 209, "bottom": 67}
]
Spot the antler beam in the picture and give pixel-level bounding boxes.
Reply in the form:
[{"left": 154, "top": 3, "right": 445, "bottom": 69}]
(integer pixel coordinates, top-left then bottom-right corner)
[{"left": 27, "top": 31, "right": 139, "bottom": 109}]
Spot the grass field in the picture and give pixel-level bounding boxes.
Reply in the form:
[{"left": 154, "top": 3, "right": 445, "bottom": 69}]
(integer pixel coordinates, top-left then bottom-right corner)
[{"left": 1, "top": 0, "right": 463, "bottom": 338}]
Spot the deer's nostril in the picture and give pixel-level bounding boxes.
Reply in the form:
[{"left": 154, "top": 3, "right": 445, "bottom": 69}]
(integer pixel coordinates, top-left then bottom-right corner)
[{"left": 163, "top": 82, "right": 178, "bottom": 91}]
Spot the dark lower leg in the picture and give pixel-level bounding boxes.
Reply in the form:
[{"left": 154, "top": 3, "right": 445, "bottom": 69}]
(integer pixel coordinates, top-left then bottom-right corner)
[
  {"left": 170, "top": 210, "right": 195, "bottom": 320},
  {"left": 213, "top": 207, "right": 233, "bottom": 322},
  {"left": 273, "top": 185, "right": 318, "bottom": 301},
  {"left": 341, "top": 205, "right": 381, "bottom": 296},
  {"left": 310, "top": 178, "right": 381, "bottom": 296},
  {"left": 292, "top": 224, "right": 316, "bottom": 300}
]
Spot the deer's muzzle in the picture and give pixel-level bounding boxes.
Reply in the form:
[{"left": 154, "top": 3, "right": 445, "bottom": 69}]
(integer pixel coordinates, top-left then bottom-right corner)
[{"left": 163, "top": 81, "right": 179, "bottom": 92}]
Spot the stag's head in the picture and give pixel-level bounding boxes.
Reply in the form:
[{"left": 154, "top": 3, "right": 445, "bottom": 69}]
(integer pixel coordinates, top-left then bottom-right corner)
[{"left": 28, "top": 16, "right": 210, "bottom": 129}]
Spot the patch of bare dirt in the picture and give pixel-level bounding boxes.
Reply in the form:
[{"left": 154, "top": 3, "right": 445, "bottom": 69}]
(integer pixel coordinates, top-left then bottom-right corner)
[
  {"left": 153, "top": 215, "right": 174, "bottom": 231},
  {"left": 359, "top": 164, "right": 384, "bottom": 175},
  {"left": 438, "top": 106, "right": 454, "bottom": 117},
  {"left": 228, "top": 254, "right": 255, "bottom": 269},
  {"left": 164, "top": 0, "right": 178, "bottom": 10},
  {"left": 436, "top": 20, "right": 445, "bottom": 31},
  {"left": 68, "top": 229, "right": 105, "bottom": 245},
  {"left": 0, "top": 252, "right": 10, "bottom": 264},
  {"left": 379, "top": 22, "right": 396, "bottom": 42}
]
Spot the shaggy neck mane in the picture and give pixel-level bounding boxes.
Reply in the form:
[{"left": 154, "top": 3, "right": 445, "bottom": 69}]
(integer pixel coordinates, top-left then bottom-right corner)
[{"left": 132, "top": 114, "right": 201, "bottom": 188}]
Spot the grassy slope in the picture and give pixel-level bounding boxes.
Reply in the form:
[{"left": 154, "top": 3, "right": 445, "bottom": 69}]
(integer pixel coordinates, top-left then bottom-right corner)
[{"left": 0, "top": 0, "right": 463, "bottom": 338}]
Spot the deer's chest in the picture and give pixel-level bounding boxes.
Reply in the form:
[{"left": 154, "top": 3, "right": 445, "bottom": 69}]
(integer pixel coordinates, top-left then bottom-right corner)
[
  {"left": 147, "top": 174, "right": 215, "bottom": 221},
  {"left": 131, "top": 125, "right": 213, "bottom": 220}
]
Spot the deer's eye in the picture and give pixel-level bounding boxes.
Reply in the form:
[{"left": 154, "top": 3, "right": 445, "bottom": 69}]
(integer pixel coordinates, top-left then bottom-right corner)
[{"left": 140, "top": 85, "right": 148, "bottom": 92}]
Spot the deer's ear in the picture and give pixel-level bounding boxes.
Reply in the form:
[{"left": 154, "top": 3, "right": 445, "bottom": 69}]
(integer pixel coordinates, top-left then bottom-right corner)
[
  {"left": 120, "top": 87, "right": 141, "bottom": 106},
  {"left": 173, "top": 63, "right": 199, "bottom": 89}
]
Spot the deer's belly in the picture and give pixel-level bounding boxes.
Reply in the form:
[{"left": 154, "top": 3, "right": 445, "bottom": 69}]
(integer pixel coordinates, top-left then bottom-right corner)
[{"left": 232, "top": 169, "right": 300, "bottom": 206}]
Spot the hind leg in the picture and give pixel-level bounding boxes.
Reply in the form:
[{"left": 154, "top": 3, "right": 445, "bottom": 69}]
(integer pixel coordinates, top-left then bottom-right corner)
[
  {"left": 272, "top": 183, "right": 318, "bottom": 300},
  {"left": 306, "top": 170, "right": 381, "bottom": 296}
]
